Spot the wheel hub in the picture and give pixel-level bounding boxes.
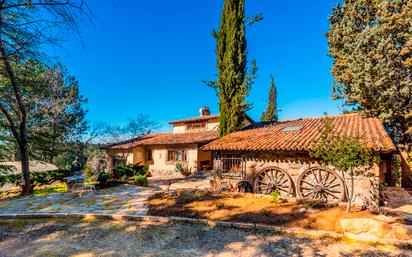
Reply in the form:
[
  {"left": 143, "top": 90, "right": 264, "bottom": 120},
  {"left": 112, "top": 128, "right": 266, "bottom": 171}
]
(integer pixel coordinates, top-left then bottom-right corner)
[
  {"left": 314, "top": 184, "right": 324, "bottom": 192},
  {"left": 268, "top": 182, "right": 277, "bottom": 190}
]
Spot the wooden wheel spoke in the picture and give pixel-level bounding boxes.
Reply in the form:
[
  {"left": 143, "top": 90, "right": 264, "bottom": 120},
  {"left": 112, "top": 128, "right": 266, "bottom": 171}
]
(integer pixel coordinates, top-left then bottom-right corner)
[
  {"left": 255, "top": 168, "right": 292, "bottom": 196},
  {"left": 302, "top": 191, "right": 313, "bottom": 198},
  {"left": 268, "top": 170, "right": 275, "bottom": 181},
  {"left": 275, "top": 173, "right": 285, "bottom": 183},
  {"left": 312, "top": 171, "right": 319, "bottom": 183},
  {"left": 276, "top": 187, "right": 288, "bottom": 193},
  {"left": 298, "top": 167, "right": 344, "bottom": 202},
  {"left": 277, "top": 179, "right": 289, "bottom": 186},
  {"left": 324, "top": 190, "right": 339, "bottom": 199},
  {"left": 324, "top": 188, "right": 341, "bottom": 194},
  {"left": 327, "top": 183, "right": 341, "bottom": 188},
  {"left": 324, "top": 176, "right": 337, "bottom": 186},
  {"left": 302, "top": 180, "right": 315, "bottom": 187}
]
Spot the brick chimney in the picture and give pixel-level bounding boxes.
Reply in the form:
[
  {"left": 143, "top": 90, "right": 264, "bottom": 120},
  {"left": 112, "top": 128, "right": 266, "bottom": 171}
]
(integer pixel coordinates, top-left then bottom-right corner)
[{"left": 199, "top": 106, "right": 211, "bottom": 117}]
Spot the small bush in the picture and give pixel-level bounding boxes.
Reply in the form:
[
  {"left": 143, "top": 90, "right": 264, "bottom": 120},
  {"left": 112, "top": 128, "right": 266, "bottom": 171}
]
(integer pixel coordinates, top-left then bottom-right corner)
[
  {"left": 215, "top": 201, "right": 225, "bottom": 209},
  {"left": 0, "top": 169, "right": 71, "bottom": 188},
  {"left": 83, "top": 165, "right": 94, "bottom": 177},
  {"left": 130, "top": 175, "right": 148, "bottom": 187},
  {"left": 270, "top": 191, "right": 281, "bottom": 203},
  {"left": 116, "top": 163, "right": 148, "bottom": 180},
  {"left": 97, "top": 172, "right": 112, "bottom": 188},
  {"left": 175, "top": 163, "right": 191, "bottom": 176},
  {"left": 98, "top": 172, "right": 112, "bottom": 182}
]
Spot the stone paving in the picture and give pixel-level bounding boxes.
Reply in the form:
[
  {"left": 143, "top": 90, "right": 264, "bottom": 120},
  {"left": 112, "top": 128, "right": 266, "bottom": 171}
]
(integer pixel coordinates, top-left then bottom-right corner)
[
  {"left": 0, "top": 185, "right": 158, "bottom": 216},
  {"left": 148, "top": 172, "right": 212, "bottom": 191}
]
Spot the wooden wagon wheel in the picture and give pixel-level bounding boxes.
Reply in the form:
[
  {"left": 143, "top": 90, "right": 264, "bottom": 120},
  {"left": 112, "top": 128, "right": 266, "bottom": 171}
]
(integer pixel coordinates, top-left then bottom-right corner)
[
  {"left": 235, "top": 180, "right": 253, "bottom": 193},
  {"left": 217, "top": 180, "right": 232, "bottom": 192},
  {"left": 254, "top": 167, "right": 293, "bottom": 197},
  {"left": 296, "top": 167, "right": 345, "bottom": 202}
]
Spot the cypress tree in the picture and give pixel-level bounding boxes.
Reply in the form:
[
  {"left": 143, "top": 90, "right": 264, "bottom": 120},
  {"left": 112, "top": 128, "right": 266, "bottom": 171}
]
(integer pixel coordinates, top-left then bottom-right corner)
[
  {"left": 261, "top": 75, "right": 278, "bottom": 122},
  {"left": 215, "top": 0, "right": 251, "bottom": 136}
]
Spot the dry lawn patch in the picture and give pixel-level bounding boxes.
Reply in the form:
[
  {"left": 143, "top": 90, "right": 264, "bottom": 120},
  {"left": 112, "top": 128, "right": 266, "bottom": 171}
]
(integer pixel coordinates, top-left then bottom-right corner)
[{"left": 147, "top": 190, "right": 395, "bottom": 233}]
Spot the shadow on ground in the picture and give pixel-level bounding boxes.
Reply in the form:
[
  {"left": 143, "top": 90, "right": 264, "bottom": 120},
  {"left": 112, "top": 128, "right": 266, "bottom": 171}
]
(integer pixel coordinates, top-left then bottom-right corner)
[{"left": 0, "top": 218, "right": 410, "bottom": 257}]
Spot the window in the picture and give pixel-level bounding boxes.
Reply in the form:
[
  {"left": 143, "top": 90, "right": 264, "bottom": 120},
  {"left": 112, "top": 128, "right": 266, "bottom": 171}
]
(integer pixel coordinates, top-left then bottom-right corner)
[
  {"left": 112, "top": 157, "right": 126, "bottom": 173},
  {"left": 281, "top": 126, "right": 304, "bottom": 132},
  {"left": 113, "top": 157, "right": 126, "bottom": 166},
  {"left": 147, "top": 149, "right": 153, "bottom": 162},
  {"left": 215, "top": 153, "right": 245, "bottom": 179},
  {"left": 186, "top": 122, "right": 206, "bottom": 131},
  {"left": 167, "top": 149, "right": 188, "bottom": 162}
]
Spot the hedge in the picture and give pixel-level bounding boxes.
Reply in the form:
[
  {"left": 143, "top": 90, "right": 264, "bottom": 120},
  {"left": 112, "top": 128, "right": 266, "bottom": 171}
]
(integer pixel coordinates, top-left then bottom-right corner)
[{"left": 0, "top": 169, "right": 71, "bottom": 189}]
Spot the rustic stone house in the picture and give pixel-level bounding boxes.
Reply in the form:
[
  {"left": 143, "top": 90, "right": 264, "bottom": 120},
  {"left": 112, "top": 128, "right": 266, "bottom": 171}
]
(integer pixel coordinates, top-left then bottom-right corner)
[
  {"left": 201, "top": 114, "right": 395, "bottom": 206},
  {"left": 103, "top": 107, "right": 253, "bottom": 176}
]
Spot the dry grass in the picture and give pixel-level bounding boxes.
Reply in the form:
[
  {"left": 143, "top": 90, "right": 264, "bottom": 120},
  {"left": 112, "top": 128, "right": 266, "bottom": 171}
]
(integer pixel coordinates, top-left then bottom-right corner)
[
  {"left": 148, "top": 190, "right": 383, "bottom": 233},
  {"left": 0, "top": 182, "right": 67, "bottom": 201},
  {"left": 1, "top": 218, "right": 407, "bottom": 257}
]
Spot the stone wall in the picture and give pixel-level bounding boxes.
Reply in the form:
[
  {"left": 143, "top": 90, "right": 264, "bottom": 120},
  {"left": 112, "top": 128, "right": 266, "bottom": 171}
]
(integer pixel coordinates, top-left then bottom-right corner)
[{"left": 214, "top": 151, "right": 382, "bottom": 207}]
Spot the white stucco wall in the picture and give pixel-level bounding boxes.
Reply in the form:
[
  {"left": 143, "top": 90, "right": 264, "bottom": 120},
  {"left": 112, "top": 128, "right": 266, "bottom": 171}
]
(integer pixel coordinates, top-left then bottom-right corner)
[
  {"left": 206, "top": 122, "right": 219, "bottom": 131},
  {"left": 172, "top": 125, "right": 186, "bottom": 134},
  {"left": 172, "top": 119, "right": 219, "bottom": 134},
  {"left": 147, "top": 144, "right": 199, "bottom": 176}
]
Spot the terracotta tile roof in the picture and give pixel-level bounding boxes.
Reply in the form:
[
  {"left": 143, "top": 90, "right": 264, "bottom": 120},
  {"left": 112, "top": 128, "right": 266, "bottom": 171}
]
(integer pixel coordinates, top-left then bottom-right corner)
[
  {"left": 201, "top": 114, "right": 395, "bottom": 153},
  {"left": 104, "top": 130, "right": 219, "bottom": 150},
  {"left": 169, "top": 114, "right": 254, "bottom": 125}
]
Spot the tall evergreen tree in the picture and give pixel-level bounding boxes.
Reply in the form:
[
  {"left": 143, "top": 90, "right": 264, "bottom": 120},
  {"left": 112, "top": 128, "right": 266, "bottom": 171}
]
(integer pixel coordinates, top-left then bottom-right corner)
[
  {"left": 326, "top": 0, "right": 412, "bottom": 147},
  {"left": 213, "top": 0, "right": 255, "bottom": 136},
  {"left": 261, "top": 75, "right": 278, "bottom": 122}
]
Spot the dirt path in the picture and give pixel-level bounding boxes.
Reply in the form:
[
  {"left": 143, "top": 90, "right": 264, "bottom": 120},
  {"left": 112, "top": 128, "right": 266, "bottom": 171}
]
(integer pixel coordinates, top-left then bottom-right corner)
[
  {"left": 0, "top": 218, "right": 410, "bottom": 257},
  {"left": 148, "top": 172, "right": 212, "bottom": 191}
]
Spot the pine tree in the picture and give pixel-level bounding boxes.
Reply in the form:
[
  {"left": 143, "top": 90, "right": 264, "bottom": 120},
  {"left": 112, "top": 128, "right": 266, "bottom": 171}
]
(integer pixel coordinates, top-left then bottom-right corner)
[
  {"left": 261, "top": 75, "right": 278, "bottom": 122},
  {"left": 326, "top": 0, "right": 412, "bottom": 146},
  {"left": 214, "top": 0, "right": 253, "bottom": 136}
]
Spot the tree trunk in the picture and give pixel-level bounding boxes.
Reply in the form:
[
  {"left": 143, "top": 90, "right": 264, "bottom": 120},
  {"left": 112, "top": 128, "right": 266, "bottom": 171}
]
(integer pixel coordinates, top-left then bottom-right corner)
[
  {"left": 346, "top": 170, "right": 355, "bottom": 213},
  {"left": 341, "top": 170, "right": 352, "bottom": 212},
  {"left": 19, "top": 138, "right": 32, "bottom": 195}
]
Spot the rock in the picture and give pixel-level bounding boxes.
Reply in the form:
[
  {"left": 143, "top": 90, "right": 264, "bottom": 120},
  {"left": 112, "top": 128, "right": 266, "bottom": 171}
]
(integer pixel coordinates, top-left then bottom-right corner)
[
  {"left": 297, "top": 207, "right": 306, "bottom": 213},
  {"left": 393, "top": 204, "right": 412, "bottom": 222},
  {"left": 341, "top": 218, "right": 412, "bottom": 241},
  {"left": 391, "top": 223, "right": 412, "bottom": 241},
  {"left": 381, "top": 187, "right": 412, "bottom": 208},
  {"left": 340, "top": 218, "right": 381, "bottom": 234},
  {"left": 374, "top": 214, "right": 397, "bottom": 223}
]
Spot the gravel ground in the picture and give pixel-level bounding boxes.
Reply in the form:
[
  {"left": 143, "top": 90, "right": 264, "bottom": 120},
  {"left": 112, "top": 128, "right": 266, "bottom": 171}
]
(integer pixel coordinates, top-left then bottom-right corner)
[{"left": 0, "top": 219, "right": 410, "bottom": 257}]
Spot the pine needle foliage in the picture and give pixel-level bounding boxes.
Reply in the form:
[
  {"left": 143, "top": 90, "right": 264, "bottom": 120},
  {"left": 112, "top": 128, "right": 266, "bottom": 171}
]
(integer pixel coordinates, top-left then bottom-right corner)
[
  {"left": 326, "top": 0, "right": 412, "bottom": 147},
  {"left": 212, "top": 0, "right": 256, "bottom": 136},
  {"left": 261, "top": 75, "right": 278, "bottom": 122}
]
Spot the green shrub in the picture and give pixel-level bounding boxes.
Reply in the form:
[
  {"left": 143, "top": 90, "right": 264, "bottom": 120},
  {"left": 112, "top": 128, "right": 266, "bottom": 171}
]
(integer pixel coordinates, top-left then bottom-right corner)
[
  {"left": 270, "top": 191, "right": 281, "bottom": 203},
  {"left": 96, "top": 172, "right": 112, "bottom": 188},
  {"left": 130, "top": 175, "right": 148, "bottom": 187},
  {"left": 116, "top": 163, "right": 148, "bottom": 180},
  {"left": 0, "top": 169, "right": 71, "bottom": 188},
  {"left": 83, "top": 165, "right": 94, "bottom": 177},
  {"left": 175, "top": 163, "right": 191, "bottom": 176},
  {"left": 214, "top": 201, "right": 225, "bottom": 209},
  {"left": 97, "top": 172, "right": 112, "bottom": 182}
]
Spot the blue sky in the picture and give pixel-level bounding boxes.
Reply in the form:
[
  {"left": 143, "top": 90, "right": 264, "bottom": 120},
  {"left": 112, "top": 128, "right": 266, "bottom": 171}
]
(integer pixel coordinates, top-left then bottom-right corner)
[{"left": 53, "top": 0, "right": 343, "bottom": 131}]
